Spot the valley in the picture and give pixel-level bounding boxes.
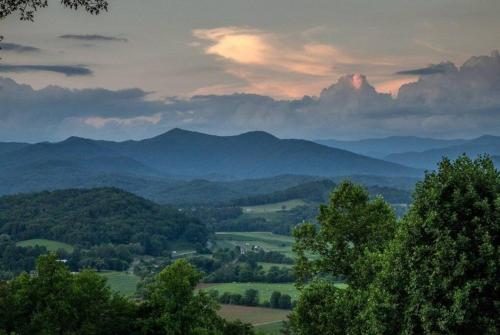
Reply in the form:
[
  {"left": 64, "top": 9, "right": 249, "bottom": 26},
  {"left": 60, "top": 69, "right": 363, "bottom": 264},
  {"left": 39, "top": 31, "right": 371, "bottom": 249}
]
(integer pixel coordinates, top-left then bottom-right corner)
[{"left": 0, "top": 130, "right": 498, "bottom": 334}]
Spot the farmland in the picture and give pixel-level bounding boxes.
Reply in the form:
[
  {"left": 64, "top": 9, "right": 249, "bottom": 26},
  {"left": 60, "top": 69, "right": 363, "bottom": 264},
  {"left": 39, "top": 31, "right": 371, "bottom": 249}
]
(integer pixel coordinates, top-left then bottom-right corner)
[
  {"left": 216, "top": 231, "right": 295, "bottom": 257},
  {"left": 218, "top": 304, "right": 289, "bottom": 328},
  {"left": 202, "top": 281, "right": 347, "bottom": 303},
  {"left": 258, "top": 262, "right": 293, "bottom": 271},
  {"left": 16, "top": 239, "right": 74, "bottom": 253},
  {"left": 98, "top": 271, "right": 140, "bottom": 296},
  {"left": 201, "top": 282, "right": 300, "bottom": 303},
  {"left": 242, "top": 199, "right": 309, "bottom": 214}
]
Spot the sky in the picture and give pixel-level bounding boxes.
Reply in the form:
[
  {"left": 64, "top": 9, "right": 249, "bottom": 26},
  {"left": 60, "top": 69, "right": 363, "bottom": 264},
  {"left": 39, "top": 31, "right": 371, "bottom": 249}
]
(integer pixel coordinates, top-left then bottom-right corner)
[{"left": 0, "top": 0, "right": 500, "bottom": 142}]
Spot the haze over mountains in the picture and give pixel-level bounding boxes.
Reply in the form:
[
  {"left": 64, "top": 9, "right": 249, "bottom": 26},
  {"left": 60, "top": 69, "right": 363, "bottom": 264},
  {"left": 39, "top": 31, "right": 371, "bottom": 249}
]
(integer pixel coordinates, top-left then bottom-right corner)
[
  {"left": 316, "top": 137, "right": 467, "bottom": 158},
  {"left": 1, "top": 128, "right": 498, "bottom": 201},
  {"left": 318, "top": 134, "right": 500, "bottom": 170}
]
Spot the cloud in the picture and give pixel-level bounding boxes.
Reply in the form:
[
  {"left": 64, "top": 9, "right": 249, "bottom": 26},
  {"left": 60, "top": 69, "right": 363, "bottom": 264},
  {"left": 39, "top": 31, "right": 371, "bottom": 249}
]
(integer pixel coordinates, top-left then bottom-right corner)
[
  {"left": 0, "top": 64, "right": 92, "bottom": 76},
  {"left": 0, "top": 42, "right": 41, "bottom": 53},
  {"left": 396, "top": 62, "right": 456, "bottom": 76},
  {"left": 0, "top": 77, "right": 164, "bottom": 142},
  {"left": 192, "top": 27, "right": 359, "bottom": 98},
  {"left": 1, "top": 51, "right": 500, "bottom": 142},
  {"left": 193, "top": 27, "right": 354, "bottom": 76},
  {"left": 59, "top": 34, "right": 128, "bottom": 42}
]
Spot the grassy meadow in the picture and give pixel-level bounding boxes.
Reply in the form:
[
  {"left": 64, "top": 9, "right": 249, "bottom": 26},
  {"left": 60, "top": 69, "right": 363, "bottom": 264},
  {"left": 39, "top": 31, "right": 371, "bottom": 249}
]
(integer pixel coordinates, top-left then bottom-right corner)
[
  {"left": 218, "top": 304, "right": 289, "bottom": 326},
  {"left": 216, "top": 231, "right": 295, "bottom": 257},
  {"left": 242, "top": 199, "right": 309, "bottom": 214},
  {"left": 16, "top": 239, "right": 74, "bottom": 253},
  {"left": 201, "top": 282, "right": 299, "bottom": 302},
  {"left": 98, "top": 271, "right": 140, "bottom": 296}
]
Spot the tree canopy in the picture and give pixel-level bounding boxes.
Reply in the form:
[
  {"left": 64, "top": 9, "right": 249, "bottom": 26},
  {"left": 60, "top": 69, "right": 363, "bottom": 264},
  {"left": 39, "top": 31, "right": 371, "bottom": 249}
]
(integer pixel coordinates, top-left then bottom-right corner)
[
  {"left": 0, "top": 188, "right": 209, "bottom": 255},
  {"left": 291, "top": 156, "right": 499, "bottom": 334},
  {"left": 0, "top": 0, "right": 108, "bottom": 21},
  {"left": 0, "top": 254, "right": 255, "bottom": 335}
]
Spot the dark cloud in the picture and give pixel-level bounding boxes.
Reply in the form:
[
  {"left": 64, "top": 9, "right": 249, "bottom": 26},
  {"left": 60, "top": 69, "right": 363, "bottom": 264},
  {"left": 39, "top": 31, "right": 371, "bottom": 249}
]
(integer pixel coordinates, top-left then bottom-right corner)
[
  {"left": 1, "top": 51, "right": 500, "bottom": 142},
  {"left": 0, "top": 64, "right": 92, "bottom": 76},
  {"left": 0, "top": 42, "right": 41, "bottom": 53},
  {"left": 0, "top": 77, "right": 164, "bottom": 142},
  {"left": 59, "top": 34, "right": 128, "bottom": 42},
  {"left": 396, "top": 62, "right": 456, "bottom": 76}
]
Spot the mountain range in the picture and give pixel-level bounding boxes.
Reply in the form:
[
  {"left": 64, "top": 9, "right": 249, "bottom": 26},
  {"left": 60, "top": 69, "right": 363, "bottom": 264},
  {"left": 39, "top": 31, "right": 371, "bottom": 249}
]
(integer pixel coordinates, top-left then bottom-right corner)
[
  {"left": 318, "top": 134, "right": 500, "bottom": 170},
  {"left": 0, "top": 128, "right": 419, "bottom": 187},
  {"left": 315, "top": 136, "right": 467, "bottom": 158},
  {"left": 1, "top": 128, "right": 498, "bottom": 201}
]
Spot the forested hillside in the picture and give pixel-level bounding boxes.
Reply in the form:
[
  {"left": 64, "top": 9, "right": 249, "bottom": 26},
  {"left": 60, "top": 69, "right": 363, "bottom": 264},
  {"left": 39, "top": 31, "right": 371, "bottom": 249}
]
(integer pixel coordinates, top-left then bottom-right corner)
[{"left": 0, "top": 188, "right": 208, "bottom": 254}]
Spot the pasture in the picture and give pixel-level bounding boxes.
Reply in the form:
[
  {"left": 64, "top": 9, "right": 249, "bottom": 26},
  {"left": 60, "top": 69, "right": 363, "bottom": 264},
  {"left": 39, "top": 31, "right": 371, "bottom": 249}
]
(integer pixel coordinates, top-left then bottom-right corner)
[
  {"left": 216, "top": 231, "right": 294, "bottom": 257},
  {"left": 255, "top": 321, "right": 286, "bottom": 334},
  {"left": 201, "top": 282, "right": 299, "bottom": 302},
  {"left": 16, "top": 239, "right": 74, "bottom": 253},
  {"left": 218, "top": 304, "right": 289, "bottom": 327},
  {"left": 258, "top": 262, "right": 293, "bottom": 271},
  {"left": 98, "top": 271, "right": 140, "bottom": 296},
  {"left": 242, "top": 199, "right": 309, "bottom": 214}
]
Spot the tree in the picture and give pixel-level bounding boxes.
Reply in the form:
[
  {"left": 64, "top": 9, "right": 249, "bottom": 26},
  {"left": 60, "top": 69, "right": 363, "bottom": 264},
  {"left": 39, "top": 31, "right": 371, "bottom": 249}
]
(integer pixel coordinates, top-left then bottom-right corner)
[
  {"left": 364, "top": 156, "right": 499, "bottom": 334},
  {"left": 140, "top": 258, "right": 224, "bottom": 334},
  {"left": 291, "top": 156, "right": 499, "bottom": 335},
  {"left": 0, "top": 0, "right": 108, "bottom": 21},
  {"left": 270, "top": 291, "right": 281, "bottom": 308},
  {"left": 278, "top": 294, "right": 292, "bottom": 309},
  {"left": 293, "top": 180, "right": 397, "bottom": 288},
  {"left": 0, "top": 253, "right": 137, "bottom": 334},
  {"left": 0, "top": 0, "right": 109, "bottom": 52},
  {"left": 243, "top": 289, "right": 259, "bottom": 306}
]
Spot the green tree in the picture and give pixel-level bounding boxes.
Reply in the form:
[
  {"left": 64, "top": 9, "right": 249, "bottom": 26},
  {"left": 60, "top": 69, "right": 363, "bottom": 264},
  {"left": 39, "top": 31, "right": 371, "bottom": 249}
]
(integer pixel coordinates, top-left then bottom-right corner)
[
  {"left": 270, "top": 291, "right": 281, "bottom": 308},
  {"left": 291, "top": 156, "right": 499, "bottom": 335},
  {"left": 290, "top": 180, "right": 397, "bottom": 334},
  {"left": 141, "top": 258, "right": 252, "bottom": 335},
  {"left": 243, "top": 289, "right": 259, "bottom": 306},
  {"left": 364, "top": 156, "right": 500, "bottom": 334},
  {"left": 0, "top": 253, "right": 137, "bottom": 334},
  {"left": 293, "top": 180, "right": 396, "bottom": 288},
  {"left": 278, "top": 294, "right": 292, "bottom": 309}
]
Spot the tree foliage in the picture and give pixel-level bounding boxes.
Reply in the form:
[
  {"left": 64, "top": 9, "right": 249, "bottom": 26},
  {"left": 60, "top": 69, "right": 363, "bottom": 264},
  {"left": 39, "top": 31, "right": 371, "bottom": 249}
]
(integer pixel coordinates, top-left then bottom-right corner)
[
  {"left": 0, "top": 188, "right": 209, "bottom": 256},
  {"left": 0, "top": 255, "right": 255, "bottom": 335},
  {"left": 0, "top": 0, "right": 108, "bottom": 21},
  {"left": 293, "top": 180, "right": 397, "bottom": 288},
  {"left": 364, "top": 156, "right": 500, "bottom": 334},
  {"left": 291, "top": 156, "right": 500, "bottom": 334}
]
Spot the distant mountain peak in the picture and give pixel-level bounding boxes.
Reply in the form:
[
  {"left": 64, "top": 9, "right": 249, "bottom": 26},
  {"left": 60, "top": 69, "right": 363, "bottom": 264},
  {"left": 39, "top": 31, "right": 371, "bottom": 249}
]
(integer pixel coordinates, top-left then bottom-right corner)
[
  {"left": 59, "top": 136, "right": 101, "bottom": 147},
  {"left": 238, "top": 130, "right": 278, "bottom": 140},
  {"left": 150, "top": 128, "right": 208, "bottom": 140}
]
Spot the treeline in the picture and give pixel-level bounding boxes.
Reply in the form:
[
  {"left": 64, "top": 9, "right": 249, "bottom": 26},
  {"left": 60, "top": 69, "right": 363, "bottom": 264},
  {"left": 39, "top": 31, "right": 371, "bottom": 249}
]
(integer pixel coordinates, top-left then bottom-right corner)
[
  {"left": 205, "top": 262, "right": 294, "bottom": 283},
  {"left": 230, "top": 180, "right": 336, "bottom": 206},
  {"left": 229, "top": 179, "right": 411, "bottom": 207},
  {"left": 0, "top": 237, "right": 47, "bottom": 279},
  {"left": 212, "top": 206, "right": 318, "bottom": 236},
  {"left": 0, "top": 254, "right": 255, "bottom": 335},
  {"left": 208, "top": 289, "right": 293, "bottom": 310},
  {"left": 187, "top": 248, "right": 295, "bottom": 283},
  {"left": 0, "top": 188, "right": 209, "bottom": 256}
]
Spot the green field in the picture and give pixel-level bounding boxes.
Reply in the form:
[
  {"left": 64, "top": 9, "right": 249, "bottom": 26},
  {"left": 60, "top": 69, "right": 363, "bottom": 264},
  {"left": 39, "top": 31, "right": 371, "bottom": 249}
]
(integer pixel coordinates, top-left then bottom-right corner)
[
  {"left": 242, "top": 199, "right": 309, "bottom": 214},
  {"left": 98, "top": 271, "right": 140, "bottom": 296},
  {"left": 218, "top": 304, "right": 289, "bottom": 326},
  {"left": 201, "top": 282, "right": 299, "bottom": 302},
  {"left": 203, "top": 281, "right": 346, "bottom": 303},
  {"left": 258, "top": 262, "right": 293, "bottom": 271},
  {"left": 255, "top": 321, "right": 286, "bottom": 334},
  {"left": 16, "top": 239, "right": 74, "bottom": 253},
  {"left": 216, "top": 232, "right": 295, "bottom": 257}
]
